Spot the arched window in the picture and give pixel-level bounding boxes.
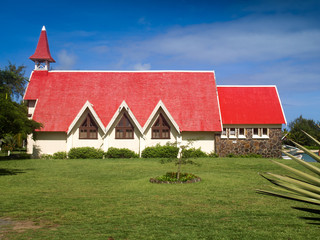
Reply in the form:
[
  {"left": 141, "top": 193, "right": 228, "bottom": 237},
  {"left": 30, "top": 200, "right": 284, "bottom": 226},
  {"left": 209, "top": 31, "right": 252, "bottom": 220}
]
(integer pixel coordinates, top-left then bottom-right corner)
[
  {"left": 152, "top": 113, "right": 170, "bottom": 139},
  {"left": 79, "top": 114, "right": 98, "bottom": 139},
  {"left": 115, "top": 114, "right": 134, "bottom": 139}
]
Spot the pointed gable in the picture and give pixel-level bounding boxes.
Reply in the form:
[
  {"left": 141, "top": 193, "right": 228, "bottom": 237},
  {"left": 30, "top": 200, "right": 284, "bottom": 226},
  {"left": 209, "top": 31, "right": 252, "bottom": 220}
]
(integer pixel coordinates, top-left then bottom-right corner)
[
  {"left": 24, "top": 71, "right": 222, "bottom": 132},
  {"left": 29, "top": 26, "right": 55, "bottom": 62}
]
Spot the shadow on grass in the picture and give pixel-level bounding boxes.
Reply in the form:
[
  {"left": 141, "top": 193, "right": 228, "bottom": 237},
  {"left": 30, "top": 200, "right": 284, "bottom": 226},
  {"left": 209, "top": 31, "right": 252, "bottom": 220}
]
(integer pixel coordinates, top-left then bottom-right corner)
[
  {"left": 0, "top": 168, "right": 26, "bottom": 176},
  {"left": 292, "top": 207, "right": 320, "bottom": 225},
  {"left": 0, "top": 153, "right": 31, "bottom": 161}
]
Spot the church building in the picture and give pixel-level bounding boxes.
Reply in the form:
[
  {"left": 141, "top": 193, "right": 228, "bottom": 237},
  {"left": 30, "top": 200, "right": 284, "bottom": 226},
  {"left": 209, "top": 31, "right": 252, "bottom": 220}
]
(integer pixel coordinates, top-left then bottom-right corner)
[{"left": 24, "top": 27, "right": 286, "bottom": 158}]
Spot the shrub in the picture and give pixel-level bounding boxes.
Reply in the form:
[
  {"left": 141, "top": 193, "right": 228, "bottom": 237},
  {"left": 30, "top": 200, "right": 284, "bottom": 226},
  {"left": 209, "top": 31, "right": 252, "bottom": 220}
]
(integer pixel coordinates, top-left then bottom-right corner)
[
  {"left": 68, "top": 147, "right": 104, "bottom": 159},
  {"left": 40, "top": 154, "right": 53, "bottom": 160},
  {"left": 208, "top": 151, "right": 219, "bottom": 158},
  {"left": 105, "top": 147, "right": 138, "bottom": 158},
  {"left": 52, "top": 151, "right": 67, "bottom": 159},
  {"left": 181, "top": 147, "right": 208, "bottom": 158},
  {"left": 141, "top": 144, "right": 179, "bottom": 158},
  {"left": 226, "top": 153, "right": 237, "bottom": 158},
  {"left": 241, "top": 153, "right": 262, "bottom": 158}
]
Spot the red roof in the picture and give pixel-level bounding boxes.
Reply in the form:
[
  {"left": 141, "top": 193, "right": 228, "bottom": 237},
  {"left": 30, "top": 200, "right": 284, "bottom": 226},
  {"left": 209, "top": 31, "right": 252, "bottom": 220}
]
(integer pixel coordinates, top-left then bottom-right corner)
[
  {"left": 29, "top": 27, "right": 55, "bottom": 62},
  {"left": 24, "top": 71, "right": 222, "bottom": 132},
  {"left": 217, "top": 86, "right": 286, "bottom": 125}
]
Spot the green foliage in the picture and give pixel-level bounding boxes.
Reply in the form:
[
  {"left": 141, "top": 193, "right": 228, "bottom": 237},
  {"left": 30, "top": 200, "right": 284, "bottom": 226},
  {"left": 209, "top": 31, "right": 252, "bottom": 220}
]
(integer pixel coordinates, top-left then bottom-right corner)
[
  {"left": 258, "top": 130, "right": 320, "bottom": 207},
  {"left": 285, "top": 115, "right": 320, "bottom": 147},
  {"left": 0, "top": 95, "right": 42, "bottom": 139},
  {"left": 155, "top": 172, "right": 199, "bottom": 182},
  {"left": 52, "top": 151, "right": 67, "bottom": 159},
  {"left": 181, "top": 147, "right": 208, "bottom": 158},
  {"left": 40, "top": 154, "right": 53, "bottom": 160},
  {"left": 0, "top": 63, "right": 28, "bottom": 99},
  {"left": 141, "top": 143, "right": 179, "bottom": 158},
  {"left": 68, "top": 147, "right": 104, "bottom": 159},
  {"left": 0, "top": 63, "right": 42, "bottom": 139},
  {"left": 1, "top": 134, "right": 16, "bottom": 152},
  {"left": 105, "top": 147, "right": 138, "bottom": 158},
  {"left": 226, "top": 153, "right": 262, "bottom": 158},
  {"left": 208, "top": 151, "right": 219, "bottom": 158}
]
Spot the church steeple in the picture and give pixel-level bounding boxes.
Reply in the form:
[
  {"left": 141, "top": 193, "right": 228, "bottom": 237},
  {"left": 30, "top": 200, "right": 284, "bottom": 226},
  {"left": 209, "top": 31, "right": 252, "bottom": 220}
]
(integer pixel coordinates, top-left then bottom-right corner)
[{"left": 29, "top": 26, "right": 55, "bottom": 70}]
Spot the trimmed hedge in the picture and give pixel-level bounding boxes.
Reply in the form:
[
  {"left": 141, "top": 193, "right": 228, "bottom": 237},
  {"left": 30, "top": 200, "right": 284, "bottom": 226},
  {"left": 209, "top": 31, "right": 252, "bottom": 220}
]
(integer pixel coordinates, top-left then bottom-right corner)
[
  {"left": 105, "top": 147, "right": 138, "bottom": 158},
  {"left": 68, "top": 147, "right": 104, "bottom": 159},
  {"left": 141, "top": 144, "right": 179, "bottom": 158},
  {"left": 181, "top": 147, "right": 208, "bottom": 158}
]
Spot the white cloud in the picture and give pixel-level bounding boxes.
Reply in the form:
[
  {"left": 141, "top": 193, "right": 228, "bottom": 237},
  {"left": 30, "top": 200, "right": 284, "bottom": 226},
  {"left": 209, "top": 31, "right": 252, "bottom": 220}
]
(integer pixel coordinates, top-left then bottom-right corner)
[
  {"left": 133, "top": 63, "right": 151, "bottom": 70},
  {"left": 56, "top": 49, "right": 76, "bottom": 70},
  {"left": 119, "top": 15, "right": 320, "bottom": 66}
]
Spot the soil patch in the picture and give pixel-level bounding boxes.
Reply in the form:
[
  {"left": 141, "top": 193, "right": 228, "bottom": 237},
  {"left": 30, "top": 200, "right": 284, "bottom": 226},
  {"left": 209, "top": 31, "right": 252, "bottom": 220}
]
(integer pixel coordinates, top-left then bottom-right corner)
[{"left": 0, "top": 217, "right": 57, "bottom": 238}]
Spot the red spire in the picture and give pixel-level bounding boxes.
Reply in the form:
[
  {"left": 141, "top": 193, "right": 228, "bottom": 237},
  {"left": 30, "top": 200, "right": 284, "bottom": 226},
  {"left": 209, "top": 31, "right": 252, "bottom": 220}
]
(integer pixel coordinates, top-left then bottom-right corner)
[{"left": 29, "top": 26, "right": 55, "bottom": 63}]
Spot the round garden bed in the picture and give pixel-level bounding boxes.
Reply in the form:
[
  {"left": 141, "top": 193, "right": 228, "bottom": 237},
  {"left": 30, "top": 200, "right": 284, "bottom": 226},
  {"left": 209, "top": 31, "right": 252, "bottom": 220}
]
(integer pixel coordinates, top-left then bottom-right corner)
[{"left": 150, "top": 172, "right": 201, "bottom": 184}]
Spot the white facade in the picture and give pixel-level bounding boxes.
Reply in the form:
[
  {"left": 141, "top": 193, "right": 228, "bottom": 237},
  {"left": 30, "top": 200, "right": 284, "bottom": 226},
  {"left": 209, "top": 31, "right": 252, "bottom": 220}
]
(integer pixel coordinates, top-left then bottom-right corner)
[{"left": 27, "top": 101, "right": 218, "bottom": 157}]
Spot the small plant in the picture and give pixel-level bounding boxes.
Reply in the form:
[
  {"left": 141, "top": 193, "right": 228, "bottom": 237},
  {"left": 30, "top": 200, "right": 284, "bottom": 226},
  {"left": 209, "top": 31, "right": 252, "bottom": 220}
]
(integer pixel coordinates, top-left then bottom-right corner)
[
  {"left": 141, "top": 143, "right": 179, "bottom": 158},
  {"left": 1, "top": 134, "right": 16, "bottom": 156},
  {"left": 52, "top": 151, "right": 67, "bottom": 159},
  {"left": 150, "top": 141, "right": 201, "bottom": 183},
  {"left": 105, "top": 147, "right": 138, "bottom": 158},
  {"left": 68, "top": 147, "right": 104, "bottom": 159}
]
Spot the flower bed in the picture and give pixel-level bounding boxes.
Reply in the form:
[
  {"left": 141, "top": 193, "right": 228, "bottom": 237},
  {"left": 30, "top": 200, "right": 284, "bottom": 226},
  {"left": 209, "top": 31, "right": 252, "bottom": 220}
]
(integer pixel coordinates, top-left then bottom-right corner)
[{"left": 150, "top": 172, "right": 201, "bottom": 184}]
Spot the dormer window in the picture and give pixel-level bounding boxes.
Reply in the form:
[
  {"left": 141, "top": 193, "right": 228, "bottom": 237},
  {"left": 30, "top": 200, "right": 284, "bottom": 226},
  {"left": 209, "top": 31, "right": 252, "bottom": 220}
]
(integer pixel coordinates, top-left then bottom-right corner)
[
  {"left": 116, "top": 114, "right": 134, "bottom": 139},
  {"left": 152, "top": 113, "right": 170, "bottom": 139},
  {"left": 79, "top": 114, "right": 98, "bottom": 139}
]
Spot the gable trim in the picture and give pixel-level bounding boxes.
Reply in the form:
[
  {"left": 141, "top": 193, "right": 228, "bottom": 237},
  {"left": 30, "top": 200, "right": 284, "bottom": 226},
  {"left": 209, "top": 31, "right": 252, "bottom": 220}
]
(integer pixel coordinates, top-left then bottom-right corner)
[
  {"left": 217, "top": 85, "right": 277, "bottom": 87},
  {"left": 49, "top": 70, "right": 215, "bottom": 73},
  {"left": 23, "top": 71, "right": 35, "bottom": 100},
  {"left": 67, "top": 100, "right": 105, "bottom": 135},
  {"left": 274, "top": 86, "right": 287, "bottom": 125},
  {"left": 105, "top": 100, "right": 143, "bottom": 136},
  {"left": 143, "top": 100, "right": 180, "bottom": 134}
]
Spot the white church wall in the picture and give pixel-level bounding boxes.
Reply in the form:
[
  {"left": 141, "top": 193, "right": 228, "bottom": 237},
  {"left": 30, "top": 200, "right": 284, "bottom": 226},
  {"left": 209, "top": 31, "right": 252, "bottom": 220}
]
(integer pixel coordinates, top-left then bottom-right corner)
[
  {"left": 107, "top": 126, "right": 141, "bottom": 153},
  {"left": 181, "top": 131, "right": 215, "bottom": 153},
  {"left": 33, "top": 132, "right": 67, "bottom": 156}
]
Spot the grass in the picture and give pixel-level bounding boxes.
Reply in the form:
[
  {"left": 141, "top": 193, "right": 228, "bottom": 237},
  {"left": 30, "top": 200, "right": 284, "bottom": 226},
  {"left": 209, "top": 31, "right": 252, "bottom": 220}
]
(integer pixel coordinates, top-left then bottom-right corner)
[{"left": 0, "top": 157, "right": 319, "bottom": 239}]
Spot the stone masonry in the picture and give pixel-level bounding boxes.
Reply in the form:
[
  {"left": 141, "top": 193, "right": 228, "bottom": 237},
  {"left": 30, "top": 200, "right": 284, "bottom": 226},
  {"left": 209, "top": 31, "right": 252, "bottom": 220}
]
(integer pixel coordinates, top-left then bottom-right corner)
[{"left": 215, "top": 128, "right": 282, "bottom": 158}]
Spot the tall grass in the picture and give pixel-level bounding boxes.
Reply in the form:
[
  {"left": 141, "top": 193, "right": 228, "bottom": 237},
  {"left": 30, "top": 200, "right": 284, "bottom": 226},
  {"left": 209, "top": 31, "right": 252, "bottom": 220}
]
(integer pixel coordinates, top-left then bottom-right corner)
[{"left": 0, "top": 158, "right": 318, "bottom": 239}]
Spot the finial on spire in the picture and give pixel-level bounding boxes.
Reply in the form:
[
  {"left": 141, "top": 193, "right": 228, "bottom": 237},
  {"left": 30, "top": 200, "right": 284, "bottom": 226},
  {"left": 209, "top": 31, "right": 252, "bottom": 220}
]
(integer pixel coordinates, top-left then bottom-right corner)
[{"left": 29, "top": 26, "right": 55, "bottom": 70}]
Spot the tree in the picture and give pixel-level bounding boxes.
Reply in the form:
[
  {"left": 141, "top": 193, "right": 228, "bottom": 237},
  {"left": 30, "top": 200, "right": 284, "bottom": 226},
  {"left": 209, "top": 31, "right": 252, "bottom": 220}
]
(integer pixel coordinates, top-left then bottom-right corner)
[
  {"left": 0, "top": 62, "right": 28, "bottom": 99},
  {"left": 0, "top": 63, "right": 42, "bottom": 140},
  {"left": 285, "top": 115, "right": 320, "bottom": 147}
]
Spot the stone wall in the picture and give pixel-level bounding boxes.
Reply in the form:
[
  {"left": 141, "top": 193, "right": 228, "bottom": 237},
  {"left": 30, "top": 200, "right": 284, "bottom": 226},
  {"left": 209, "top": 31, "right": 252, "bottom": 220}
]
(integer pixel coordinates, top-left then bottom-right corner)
[{"left": 215, "top": 128, "right": 282, "bottom": 158}]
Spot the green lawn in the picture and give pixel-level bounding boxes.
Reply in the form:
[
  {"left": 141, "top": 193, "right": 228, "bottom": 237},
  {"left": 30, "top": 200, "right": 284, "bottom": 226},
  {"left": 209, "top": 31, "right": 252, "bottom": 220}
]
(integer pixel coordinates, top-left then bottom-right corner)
[{"left": 0, "top": 157, "right": 319, "bottom": 239}]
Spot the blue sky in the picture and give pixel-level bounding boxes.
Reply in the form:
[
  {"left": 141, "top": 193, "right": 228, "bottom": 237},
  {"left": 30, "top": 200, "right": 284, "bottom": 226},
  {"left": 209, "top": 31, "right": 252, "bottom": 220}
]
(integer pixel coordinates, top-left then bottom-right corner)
[{"left": 1, "top": 0, "right": 319, "bottom": 126}]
